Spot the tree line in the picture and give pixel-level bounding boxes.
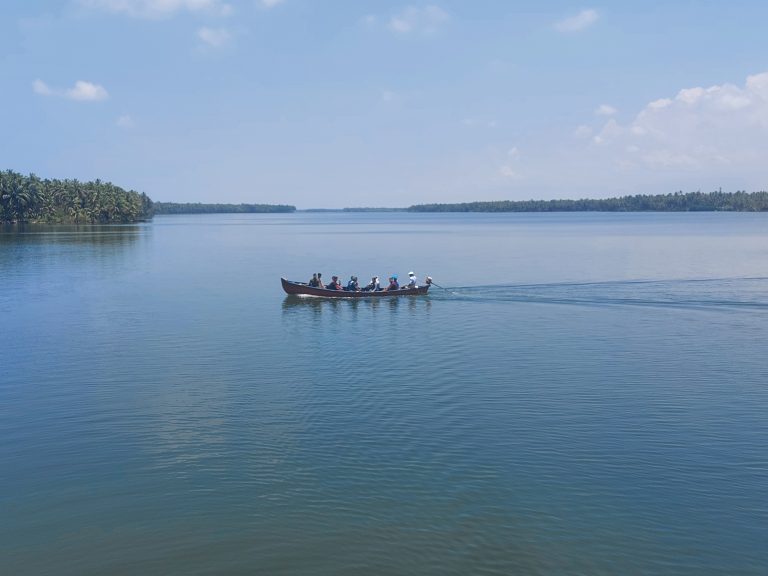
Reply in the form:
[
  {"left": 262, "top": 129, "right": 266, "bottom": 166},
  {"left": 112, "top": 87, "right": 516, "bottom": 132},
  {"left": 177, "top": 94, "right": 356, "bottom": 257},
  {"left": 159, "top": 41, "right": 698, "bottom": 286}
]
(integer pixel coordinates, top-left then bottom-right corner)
[
  {"left": 408, "top": 191, "right": 768, "bottom": 212},
  {"left": 153, "top": 202, "right": 295, "bottom": 214},
  {"left": 1, "top": 170, "right": 153, "bottom": 223}
]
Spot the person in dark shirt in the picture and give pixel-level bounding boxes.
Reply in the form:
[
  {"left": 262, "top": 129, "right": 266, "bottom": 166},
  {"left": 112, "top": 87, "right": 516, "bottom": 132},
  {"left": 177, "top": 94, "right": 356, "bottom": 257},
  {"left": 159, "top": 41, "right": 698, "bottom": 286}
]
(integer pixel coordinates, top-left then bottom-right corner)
[
  {"left": 362, "top": 276, "right": 379, "bottom": 291},
  {"left": 326, "top": 275, "right": 342, "bottom": 290},
  {"left": 345, "top": 276, "right": 359, "bottom": 291},
  {"left": 308, "top": 273, "right": 320, "bottom": 287}
]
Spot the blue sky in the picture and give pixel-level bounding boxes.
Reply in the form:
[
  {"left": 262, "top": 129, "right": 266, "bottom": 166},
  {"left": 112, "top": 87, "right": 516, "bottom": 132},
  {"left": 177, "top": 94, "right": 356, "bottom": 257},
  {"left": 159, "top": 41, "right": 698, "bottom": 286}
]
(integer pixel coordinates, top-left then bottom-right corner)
[{"left": 2, "top": 1, "right": 768, "bottom": 207}]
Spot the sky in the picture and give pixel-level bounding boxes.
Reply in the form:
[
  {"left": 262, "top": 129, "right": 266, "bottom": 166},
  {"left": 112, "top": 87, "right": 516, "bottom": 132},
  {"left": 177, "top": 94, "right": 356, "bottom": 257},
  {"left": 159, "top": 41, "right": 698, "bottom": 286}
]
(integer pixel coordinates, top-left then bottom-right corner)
[{"left": 2, "top": 0, "right": 768, "bottom": 208}]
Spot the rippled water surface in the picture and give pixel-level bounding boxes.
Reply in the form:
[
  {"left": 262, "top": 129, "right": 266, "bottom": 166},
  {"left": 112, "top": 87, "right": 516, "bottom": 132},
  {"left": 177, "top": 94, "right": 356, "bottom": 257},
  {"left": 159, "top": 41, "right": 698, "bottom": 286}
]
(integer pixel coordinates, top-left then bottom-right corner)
[{"left": 2, "top": 212, "right": 767, "bottom": 575}]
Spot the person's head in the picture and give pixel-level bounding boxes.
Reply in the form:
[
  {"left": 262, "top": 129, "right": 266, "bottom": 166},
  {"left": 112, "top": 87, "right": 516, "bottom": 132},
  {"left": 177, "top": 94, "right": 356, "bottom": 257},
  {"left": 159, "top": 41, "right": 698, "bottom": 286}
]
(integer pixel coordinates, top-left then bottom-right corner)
[
  {"left": 409, "top": 271, "right": 415, "bottom": 277},
  {"left": 352, "top": 276, "right": 357, "bottom": 281},
  {"left": 317, "top": 272, "right": 322, "bottom": 278},
  {"left": 312, "top": 273, "right": 317, "bottom": 278}
]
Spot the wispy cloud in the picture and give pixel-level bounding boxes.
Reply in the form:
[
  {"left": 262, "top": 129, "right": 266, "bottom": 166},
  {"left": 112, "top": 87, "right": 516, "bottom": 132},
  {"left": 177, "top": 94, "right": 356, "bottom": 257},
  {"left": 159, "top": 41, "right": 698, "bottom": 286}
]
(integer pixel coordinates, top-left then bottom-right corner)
[
  {"left": 259, "top": 0, "right": 284, "bottom": 7},
  {"left": 33, "top": 79, "right": 53, "bottom": 96},
  {"left": 78, "top": 0, "right": 232, "bottom": 19},
  {"left": 462, "top": 117, "right": 498, "bottom": 129},
  {"left": 381, "top": 90, "right": 398, "bottom": 102},
  {"left": 573, "top": 124, "right": 593, "bottom": 138},
  {"left": 499, "top": 146, "right": 521, "bottom": 179},
  {"left": 116, "top": 114, "right": 135, "bottom": 128},
  {"left": 197, "top": 26, "right": 231, "bottom": 47},
  {"left": 555, "top": 9, "right": 599, "bottom": 32},
  {"left": 389, "top": 5, "right": 449, "bottom": 34},
  {"left": 595, "top": 104, "right": 617, "bottom": 116},
  {"left": 33, "top": 79, "right": 109, "bottom": 101}
]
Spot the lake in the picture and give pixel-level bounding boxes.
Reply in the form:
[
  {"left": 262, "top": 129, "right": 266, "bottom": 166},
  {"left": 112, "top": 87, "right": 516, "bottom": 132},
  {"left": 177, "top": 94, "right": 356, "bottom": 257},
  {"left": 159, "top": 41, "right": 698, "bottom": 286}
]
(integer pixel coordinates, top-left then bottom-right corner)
[{"left": 2, "top": 212, "right": 767, "bottom": 575}]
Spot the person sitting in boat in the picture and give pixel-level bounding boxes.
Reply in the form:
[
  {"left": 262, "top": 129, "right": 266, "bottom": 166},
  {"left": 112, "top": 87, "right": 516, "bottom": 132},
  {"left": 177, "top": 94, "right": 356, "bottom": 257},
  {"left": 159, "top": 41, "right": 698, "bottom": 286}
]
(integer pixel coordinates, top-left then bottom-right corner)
[
  {"left": 405, "top": 271, "right": 418, "bottom": 288},
  {"left": 345, "top": 276, "right": 360, "bottom": 291},
  {"left": 308, "top": 273, "right": 320, "bottom": 287},
  {"left": 326, "top": 275, "right": 342, "bottom": 290},
  {"left": 362, "top": 276, "right": 379, "bottom": 291},
  {"left": 384, "top": 275, "right": 399, "bottom": 291},
  {"left": 316, "top": 272, "right": 324, "bottom": 288}
]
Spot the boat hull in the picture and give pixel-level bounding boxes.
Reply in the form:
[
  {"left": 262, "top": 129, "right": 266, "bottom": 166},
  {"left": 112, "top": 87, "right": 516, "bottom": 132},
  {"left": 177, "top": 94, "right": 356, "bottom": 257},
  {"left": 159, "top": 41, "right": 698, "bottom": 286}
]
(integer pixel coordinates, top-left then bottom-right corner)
[{"left": 281, "top": 278, "right": 430, "bottom": 298}]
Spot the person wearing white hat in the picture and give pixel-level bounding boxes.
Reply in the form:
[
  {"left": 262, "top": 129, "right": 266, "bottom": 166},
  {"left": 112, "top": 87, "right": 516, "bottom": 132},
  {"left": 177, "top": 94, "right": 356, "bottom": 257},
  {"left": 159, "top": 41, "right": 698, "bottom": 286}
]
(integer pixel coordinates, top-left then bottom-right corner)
[{"left": 405, "top": 271, "right": 418, "bottom": 288}]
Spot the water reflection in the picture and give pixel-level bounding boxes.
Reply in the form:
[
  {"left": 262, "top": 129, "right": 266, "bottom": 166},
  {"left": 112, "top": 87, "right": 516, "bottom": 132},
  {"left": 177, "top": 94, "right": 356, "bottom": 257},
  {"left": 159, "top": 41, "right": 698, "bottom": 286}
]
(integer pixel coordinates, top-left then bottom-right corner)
[
  {"left": 282, "top": 295, "right": 432, "bottom": 312},
  {"left": 0, "top": 222, "right": 147, "bottom": 246}
]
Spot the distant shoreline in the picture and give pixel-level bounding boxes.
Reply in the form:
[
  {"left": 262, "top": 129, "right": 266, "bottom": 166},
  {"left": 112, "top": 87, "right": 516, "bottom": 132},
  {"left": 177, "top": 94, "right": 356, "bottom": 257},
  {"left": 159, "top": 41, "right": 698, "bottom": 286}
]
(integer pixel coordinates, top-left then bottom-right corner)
[
  {"left": 5, "top": 168, "right": 767, "bottom": 223},
  {"left": 153, "top": 202, "right": 295, "bottom": 215},
  {"left": 406, "top": 191, "right": 768, "bottom": 213},
  {"left": 303, "top": 191, "right": 768, "bottom": 213}
]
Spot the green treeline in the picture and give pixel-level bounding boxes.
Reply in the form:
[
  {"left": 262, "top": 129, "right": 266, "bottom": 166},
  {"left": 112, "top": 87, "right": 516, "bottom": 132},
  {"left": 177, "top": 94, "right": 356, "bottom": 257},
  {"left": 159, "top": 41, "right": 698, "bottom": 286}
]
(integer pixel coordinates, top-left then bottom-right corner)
[
  {"left": 409, "top": 191, "right": 768, "bottom": 212},
  {"left": 1, "top": 170, "right": 153, "bottom": 223},
  {"left": 153, "top": 202, "right": 296, "bottom": 214}
]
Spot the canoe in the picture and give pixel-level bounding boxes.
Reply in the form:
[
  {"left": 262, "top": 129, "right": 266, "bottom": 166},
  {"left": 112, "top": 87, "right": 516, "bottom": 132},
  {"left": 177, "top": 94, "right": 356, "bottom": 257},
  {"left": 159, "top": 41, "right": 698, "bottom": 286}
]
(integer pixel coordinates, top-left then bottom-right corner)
[{"left": 281, "top": 277, "right": 430, "bottom": 298}]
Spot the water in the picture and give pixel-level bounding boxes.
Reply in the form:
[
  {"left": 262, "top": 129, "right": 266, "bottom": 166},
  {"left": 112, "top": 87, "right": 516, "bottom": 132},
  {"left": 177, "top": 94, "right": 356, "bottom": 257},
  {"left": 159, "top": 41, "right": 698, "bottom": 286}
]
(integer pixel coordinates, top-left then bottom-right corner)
[{"left": 2, "top": 212, "right": 767, "bottom": 575}]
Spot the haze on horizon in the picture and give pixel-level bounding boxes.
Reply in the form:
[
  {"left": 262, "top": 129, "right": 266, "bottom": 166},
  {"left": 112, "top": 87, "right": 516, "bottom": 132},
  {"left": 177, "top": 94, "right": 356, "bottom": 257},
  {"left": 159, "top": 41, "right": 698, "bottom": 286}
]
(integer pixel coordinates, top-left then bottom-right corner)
[{"left": 2, "top": 0, "right": 768, "bottom": 209}]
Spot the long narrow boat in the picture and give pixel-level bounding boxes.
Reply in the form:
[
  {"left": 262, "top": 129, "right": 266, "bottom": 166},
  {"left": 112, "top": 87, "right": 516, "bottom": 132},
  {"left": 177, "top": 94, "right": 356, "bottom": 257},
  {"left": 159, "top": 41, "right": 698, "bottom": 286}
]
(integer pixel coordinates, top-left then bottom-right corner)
[{"left": 281, "top": 277, "right": 430, "bottom": 298}]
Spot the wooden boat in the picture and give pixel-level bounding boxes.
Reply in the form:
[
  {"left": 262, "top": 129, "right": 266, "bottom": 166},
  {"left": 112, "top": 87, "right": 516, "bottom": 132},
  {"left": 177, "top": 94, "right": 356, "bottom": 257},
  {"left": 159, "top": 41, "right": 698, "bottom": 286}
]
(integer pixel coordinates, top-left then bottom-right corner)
[{"left": 281, "top": 277, "right": 431, "bottom": 298}]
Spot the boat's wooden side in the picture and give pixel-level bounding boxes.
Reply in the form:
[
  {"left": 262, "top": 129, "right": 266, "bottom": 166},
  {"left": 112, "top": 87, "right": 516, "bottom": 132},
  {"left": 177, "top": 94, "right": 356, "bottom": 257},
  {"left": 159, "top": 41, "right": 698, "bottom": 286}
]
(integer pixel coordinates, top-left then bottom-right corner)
[{"left": 281, "top": 278, "right": 430, "bottom": 298}]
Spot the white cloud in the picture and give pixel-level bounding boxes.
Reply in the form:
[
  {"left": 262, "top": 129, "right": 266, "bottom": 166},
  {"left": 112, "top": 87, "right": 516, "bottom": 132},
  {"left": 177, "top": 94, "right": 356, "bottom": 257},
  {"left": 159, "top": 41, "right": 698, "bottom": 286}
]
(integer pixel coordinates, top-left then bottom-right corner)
[
  {"left": 67, "top": 81, "right": 109, "bottom": 101},
  {"left": 648, "top": 98, "right": 672, "bottom": 110},
  {"left": 389, "top": 5, "right": 449, "bottom": 34},
  {"left": 555, "top": 9, "right": 599, "bottom": 32},
  {"left": 197, "top": 26, "right": 231, "bottom": 46},
  {"left": 33, "top": 79, "right": 52, "bottom": 95},
  {"left": 588, "top": 71, "right": 768, "bottom": 171},
  {"left": 116, "top": 114, "right": 135, "bottom": 128},
  {"left": 33, "top": 79, "right": 109, "bottom": 101},
  {"left": 78, "top": 0, "right": 232, "bottom": 19},
  {"left": 595, "top": 104, "right": 617, "bottom": 116}
]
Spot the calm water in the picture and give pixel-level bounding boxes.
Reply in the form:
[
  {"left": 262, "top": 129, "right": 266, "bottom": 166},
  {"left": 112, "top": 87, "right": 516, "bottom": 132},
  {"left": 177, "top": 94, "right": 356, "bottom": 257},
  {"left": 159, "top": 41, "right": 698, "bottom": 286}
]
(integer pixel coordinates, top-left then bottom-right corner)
[{"left": 2, "top": 212, "right": 767, "bottom": 575}]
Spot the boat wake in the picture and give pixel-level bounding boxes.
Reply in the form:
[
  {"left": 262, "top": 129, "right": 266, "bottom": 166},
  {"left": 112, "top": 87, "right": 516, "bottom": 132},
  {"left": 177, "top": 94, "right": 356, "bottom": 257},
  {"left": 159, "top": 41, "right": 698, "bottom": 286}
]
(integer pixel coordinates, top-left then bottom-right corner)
[{"left": 428, "top": 276, "right": 768, "bottom": 312}]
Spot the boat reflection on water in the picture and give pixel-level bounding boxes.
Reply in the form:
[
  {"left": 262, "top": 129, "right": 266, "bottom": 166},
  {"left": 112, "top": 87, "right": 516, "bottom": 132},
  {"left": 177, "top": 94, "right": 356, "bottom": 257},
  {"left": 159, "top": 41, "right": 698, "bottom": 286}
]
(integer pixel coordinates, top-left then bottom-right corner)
[{"left": 281, "top": 294, "right": 430, "bottom": 316}]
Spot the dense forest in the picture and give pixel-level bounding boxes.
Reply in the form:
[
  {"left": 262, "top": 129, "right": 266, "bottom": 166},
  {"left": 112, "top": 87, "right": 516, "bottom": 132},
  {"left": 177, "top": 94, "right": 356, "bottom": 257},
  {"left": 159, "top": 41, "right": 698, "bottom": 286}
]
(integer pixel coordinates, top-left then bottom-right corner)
[
  {"left": 408, "top": 191, "right": 768, "bottom": 212},
  {"left": 154, "top": 202, "right": 295, "bottom": 214},
  {"left": 1, "top": 170, "right": 153, "bottom": 223}
]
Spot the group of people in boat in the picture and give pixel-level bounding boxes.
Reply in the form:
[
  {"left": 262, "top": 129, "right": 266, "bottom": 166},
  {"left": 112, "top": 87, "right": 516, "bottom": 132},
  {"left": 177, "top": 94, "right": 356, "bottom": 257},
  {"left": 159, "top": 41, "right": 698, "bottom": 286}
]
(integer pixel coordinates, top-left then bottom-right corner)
[{"left": 307, "top": 271, "right": 429, "bottom": 292}]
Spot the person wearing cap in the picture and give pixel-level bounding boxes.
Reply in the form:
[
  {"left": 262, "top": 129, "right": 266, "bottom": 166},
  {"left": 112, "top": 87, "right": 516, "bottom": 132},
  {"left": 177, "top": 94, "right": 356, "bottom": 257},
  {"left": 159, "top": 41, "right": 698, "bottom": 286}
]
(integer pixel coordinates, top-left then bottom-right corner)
[
  {"left": 405, "top": 271, "right": 418, "bottom": 288},
  {"left": 345, "top": 275, "right": 360, "bottom": 291},
  {"left": 384, "top": 275, "right": 399, "bottom": 291},
  {"left": 326, "top": 275, "right": 342, "bottom": 290}
]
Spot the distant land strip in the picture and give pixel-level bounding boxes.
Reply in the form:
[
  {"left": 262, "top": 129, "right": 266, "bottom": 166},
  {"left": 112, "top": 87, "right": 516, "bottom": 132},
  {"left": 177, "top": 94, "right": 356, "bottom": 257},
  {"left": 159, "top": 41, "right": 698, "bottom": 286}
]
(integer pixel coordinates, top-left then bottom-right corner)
[
  {"left": 407, "top": 191, "right": 768, "bottom": 212},
  {"left": 153, "top": 202, "right": 295, "bottom": 214}
]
